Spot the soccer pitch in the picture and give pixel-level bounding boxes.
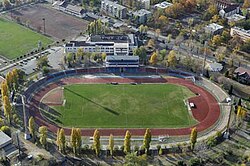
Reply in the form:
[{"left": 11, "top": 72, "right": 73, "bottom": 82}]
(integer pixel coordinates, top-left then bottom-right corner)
[
  {"left": 53, "top": 84, "right": 197, "bottom": 128},
  {"left": 0, "top": 18, "right": 53, "bottom": 59}
]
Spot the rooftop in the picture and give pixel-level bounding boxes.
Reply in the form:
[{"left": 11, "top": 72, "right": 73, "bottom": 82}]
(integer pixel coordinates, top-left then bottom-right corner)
[
  {"left": 232, "top": 27, "right": 250, "bottom": 34},
  {"left": 226, "top": 14, "right": 245, "bottom": 22},
  {"left": 66, "top": 4, "right": 84, "bottom": 13},
  {"left": 0, "top": 131, "right": 11, "bottom": 149},
  {"left": 90, "top": 34, "right": 130, "bottom": 43},
  {"left": 234, "top": 67, "right": 250, "bottom": 76},
  {"left": 154, "top": 1, "right": 173, "bottom": 9},
  {"left": 102, "top": 0, "right": 126, "bottom": 10},
  {"left": 206, "top": 23, "right": 224, "bottom": 31},
  {"left": 133, "top": 9, "right": 151, "bottom": 16},
  {"left": 222, "top": 4, "right": 239, "bottom": 13}
]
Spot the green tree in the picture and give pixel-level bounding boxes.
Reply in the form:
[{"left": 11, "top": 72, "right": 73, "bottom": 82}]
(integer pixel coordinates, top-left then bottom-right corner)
[
  {"left": 11, "top": 69, "right": 19, "bottom": 90},
  {"left": 37, "top": 56, "right": 49, "bottom": 69},
  {"left": 3, "top": 96, "right": 12, "bottom": 124},
  {"left": 143, "top": 128, "right": 151, "bottom": 154},
  {"left": 66, "top": 53, "right": 74, "bottom": 66},
  {"left": 133, "top": 46, "right": 147, "bottom": 64},
  {"left": 125, "top": 152, "right": 147, "bottom": 166},
  {"left": 190, "top": 127, "right": 197, "bottom": 150},
  {"left": 76, "top": 48, "right": 84, "bottom": 62},
  {"left": 109, "top": 134, "right": 114, "bottom": 156},
  {"left": 167, "top": 50, "right": 177, "bottom": 67},
  {"left": 0, "top": 126, "right": 11, "bottom": 136},
  {"left": 39, "top": 126, "right": 47, "bottom": 148},
  {"left": 124, "top": 130, "right": 131, "bottom": 154},
  {"left": 93, "top": 129, "right": 100, "bottom": 156},
  {"left": 28, "top": 116, "right": 35, "bottom": 142}
]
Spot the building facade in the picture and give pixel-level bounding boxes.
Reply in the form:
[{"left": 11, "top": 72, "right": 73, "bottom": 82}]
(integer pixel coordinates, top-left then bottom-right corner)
[
  {"left": 230, "top": 27, "right": 250, "bottom": 42},
  {"left": 101, "top": 0, "right": 127, "bottom": 19},
  {"left": 64, "top": 34, "right": 139, "bottom": 68},
  {"left": 219, "top": 5, "right": 240, "bottom": 18},
  {"left": 132, "top": 9, "right": 152, "bottom": 24}
]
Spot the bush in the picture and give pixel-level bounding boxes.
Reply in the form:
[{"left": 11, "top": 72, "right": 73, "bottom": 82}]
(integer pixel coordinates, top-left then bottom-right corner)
[
  {"left": 134, "top": 145, "right": 139, "bottom": 152},
  {"left": 189, "top": 157, "right": 202, "bottom": 166},
  {"left": 177, "top": 160, "right": 185, "bottom": 166},
  {"left": 1, "top": 126, "right": 11, "bottom": 137},
  {"left": 159, "top": 148, "right": 163, "bottom": 155},
  {"left": 42, "top": 66, "right": 50, "bottom": 75},
  {"left": 207, "top": 136, "right": 217, "bottom": 147}
]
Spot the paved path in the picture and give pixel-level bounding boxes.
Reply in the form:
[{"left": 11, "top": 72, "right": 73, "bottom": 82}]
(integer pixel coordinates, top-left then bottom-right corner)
[{"left": 26, "top": 76, "right": 220, "bottom": 137}]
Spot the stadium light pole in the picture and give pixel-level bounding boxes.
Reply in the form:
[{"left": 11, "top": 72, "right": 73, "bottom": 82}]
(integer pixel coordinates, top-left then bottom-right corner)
[
  {"left": 21, "top": 95, "right": 31, "bottom": 140},
  {"left": 201, "top": 41, "right": 208, "bottom": 77}
]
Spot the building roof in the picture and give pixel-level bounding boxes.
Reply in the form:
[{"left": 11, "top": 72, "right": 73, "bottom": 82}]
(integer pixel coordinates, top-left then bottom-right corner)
[
  {"left": 234, "top": 67, "right": 250, "bottom": 76},
  {"left": 223, "top": 5, "right": 239, "bottom": 13},
  {"left": 65, "top": 34, "right": 137, "bottom": 47},
  {"left": 90, "top": 34, "right": 130, "bottom": 43},
  {"left": 207, "top": 62, "right": 223, "bottom": 71},
  {"left": 232, "top": 27, "right": 250, "bottom": 34},
  {"left": 133, "top": 9, "right": 151, "bottom": 17},
  {"left": 205, "top": 23, "right": 224, "bottom": 32},
  {"left": 102, "top": 0, "right": 126, "bottom": 10},
  {"left": 66, "top": 4, "right": 84, "bottom": 14},
  {"left": 154, "top": 1, "right": 173, "bottom": 9},
  {"left": 52, "top": 1, "right": 67, "bottom": 7},
  {"left": 0, "top": 131, "right": 11, "bottom": 149},
  {"left": 226, "top": 14, "right": 245, "bottom": 22}
]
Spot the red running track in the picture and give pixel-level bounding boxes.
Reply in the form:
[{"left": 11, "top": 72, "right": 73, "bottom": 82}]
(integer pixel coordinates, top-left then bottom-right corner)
[{"left": 28, "top": 77, "right": 220, "bottom": 136}]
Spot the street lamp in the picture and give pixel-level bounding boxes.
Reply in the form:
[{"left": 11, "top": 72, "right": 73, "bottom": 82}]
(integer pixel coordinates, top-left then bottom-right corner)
[{"left": 42, "top": 18, "right": 46, "bottom": 34}]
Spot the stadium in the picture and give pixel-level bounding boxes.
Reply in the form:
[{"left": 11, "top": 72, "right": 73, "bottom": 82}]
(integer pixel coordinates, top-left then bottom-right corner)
[{"left": 24, "top": 67, "right": 229, "bottom": 138}]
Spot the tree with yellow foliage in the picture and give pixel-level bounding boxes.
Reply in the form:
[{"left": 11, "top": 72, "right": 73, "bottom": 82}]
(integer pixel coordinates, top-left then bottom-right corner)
[
  {"left": 93, "top": 129, "right": 100, "bottom": 156},
  {"left": 149, "top": 51, "right": 158, "bottom": 65},
  {"left": 190, "top": 127, "right": 197, "bottom": 150},
  {"left": 243, "top": 0, "right": 250, "bottom": 8},
  {"left": 70, "top": 128, "right": 77, "bottom": 155},
  {"left": 6, "top": 72, "right": 13, "bottom": 91},
  {"left": 167, "top": 50, "right": 177, "bottom": 67},
  {"left": 124, "top": 130, "right": 131, "bottom": 154},
  {"left": 1, "top": 81, "right": 9, "bottom": 100},
  {"left": 39, "top": 126, "right": 47, "bottom": 148},
  {"left": 3, "top": 96, "right": 12, "bottom": 123},
  {"left": 109, "top": 134, "right": 114, "bottom": 156}
]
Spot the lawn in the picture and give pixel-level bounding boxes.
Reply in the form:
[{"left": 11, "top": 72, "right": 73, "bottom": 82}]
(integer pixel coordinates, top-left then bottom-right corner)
[
  {"left": 52, "top": 84, "right": 197, "bottom": 128},
  {"left": 0, "top": 18, "right": 53, "bottom": 59}
]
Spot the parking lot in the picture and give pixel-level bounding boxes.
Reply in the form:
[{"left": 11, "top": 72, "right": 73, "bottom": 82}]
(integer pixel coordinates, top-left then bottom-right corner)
[{"left": 8, "top": 3, "right": 89, "bottom": 40}]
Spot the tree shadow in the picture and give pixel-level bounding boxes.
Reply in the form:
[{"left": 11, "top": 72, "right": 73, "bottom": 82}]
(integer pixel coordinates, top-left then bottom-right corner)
[{"left": 64, "top": 87, "right": 120, "bottom": 116}]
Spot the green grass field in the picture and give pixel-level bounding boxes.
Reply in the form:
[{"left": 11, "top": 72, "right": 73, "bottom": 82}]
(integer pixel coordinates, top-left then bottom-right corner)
[
  {"left": 0, "top": 18, "right": 53, "bottom": 59},
  {"left": 52, "top": 84, "right": 197, "bottom": 128}
]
